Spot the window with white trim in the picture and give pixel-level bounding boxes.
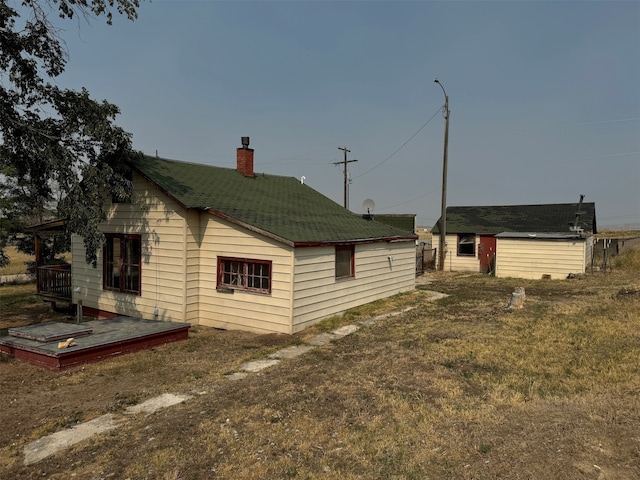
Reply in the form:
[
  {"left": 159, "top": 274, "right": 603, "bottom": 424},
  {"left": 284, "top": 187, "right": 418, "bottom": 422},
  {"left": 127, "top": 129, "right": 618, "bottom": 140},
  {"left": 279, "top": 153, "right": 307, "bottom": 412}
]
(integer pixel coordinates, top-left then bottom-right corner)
[
  {"left": 103, "top": 234, "right": 141, "bottom": 295},
  {"left": 217, "top": 257, "right": 272, "bottom": 294}
]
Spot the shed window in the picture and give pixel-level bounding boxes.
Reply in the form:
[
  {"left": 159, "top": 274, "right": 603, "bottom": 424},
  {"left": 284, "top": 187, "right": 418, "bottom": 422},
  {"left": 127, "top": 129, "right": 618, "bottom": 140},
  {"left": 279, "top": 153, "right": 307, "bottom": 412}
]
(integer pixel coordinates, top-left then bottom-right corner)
[
  {"left": 335, "top": 245, "right": 355, "bottom": 279},
  {"left": 217, "top": 257, "right": 271, "bottom": 294},
  {"left": 457, "top": 234, "right": 476, "bottom": 256},
  {"left": 103, "top": 234, "right": 141, "bottom": 295}
]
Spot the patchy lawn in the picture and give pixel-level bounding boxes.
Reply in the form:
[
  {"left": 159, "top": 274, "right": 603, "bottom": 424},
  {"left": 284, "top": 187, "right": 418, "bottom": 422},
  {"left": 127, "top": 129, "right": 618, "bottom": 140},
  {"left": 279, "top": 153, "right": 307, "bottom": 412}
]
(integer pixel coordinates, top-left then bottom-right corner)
[{"left": 1, "top": 268, "right": 639, "bottom": 479}]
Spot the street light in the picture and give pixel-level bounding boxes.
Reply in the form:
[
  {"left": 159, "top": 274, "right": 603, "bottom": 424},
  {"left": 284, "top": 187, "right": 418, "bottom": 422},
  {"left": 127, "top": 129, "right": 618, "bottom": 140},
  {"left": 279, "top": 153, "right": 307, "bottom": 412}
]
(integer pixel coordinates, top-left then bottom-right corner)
[{"left": 434, "top": 78, "right": 450, "bottom": 271}]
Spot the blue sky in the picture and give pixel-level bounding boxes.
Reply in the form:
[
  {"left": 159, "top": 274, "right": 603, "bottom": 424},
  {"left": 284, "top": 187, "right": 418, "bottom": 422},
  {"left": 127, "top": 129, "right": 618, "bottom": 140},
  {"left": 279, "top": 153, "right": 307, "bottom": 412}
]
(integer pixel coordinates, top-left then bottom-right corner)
[{"left": 55, "top": 0, "right": 639, "bottom": 228}]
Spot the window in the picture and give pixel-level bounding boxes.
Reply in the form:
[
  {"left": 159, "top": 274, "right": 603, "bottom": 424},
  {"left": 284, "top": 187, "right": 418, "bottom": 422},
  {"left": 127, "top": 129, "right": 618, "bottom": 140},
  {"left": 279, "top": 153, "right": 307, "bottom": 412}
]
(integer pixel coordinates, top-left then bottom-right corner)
[
  {"left": 457, "top": 234, "right": 476, "bottom": 256},
  {"left": 335, "top": 245, "right": 355, "bottom": 279},
  {"left": 103, "top": 234, "right": 141, "bottom": 295},
  {"left": 217, "top": 257, "right": 272, "bottom": 294}
]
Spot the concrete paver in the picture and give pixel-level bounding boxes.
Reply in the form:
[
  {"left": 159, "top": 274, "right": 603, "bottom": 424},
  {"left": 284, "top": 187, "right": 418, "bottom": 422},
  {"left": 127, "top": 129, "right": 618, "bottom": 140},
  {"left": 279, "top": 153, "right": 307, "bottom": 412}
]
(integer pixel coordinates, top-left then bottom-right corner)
[
  {"left": 240, "top": 358, "right": 281, "bottom": 372},
  {"left": 332, "top": 325, "right": 359, "bottom": 336},
  {"left": 269, "top": 345, "right": 316, "bottom": 359},
  {"left": 24, "top": 414, "right": 120, "bottom": 465},
  {"left": 125, "top": 393, "right": 191, "bottom": 416}
]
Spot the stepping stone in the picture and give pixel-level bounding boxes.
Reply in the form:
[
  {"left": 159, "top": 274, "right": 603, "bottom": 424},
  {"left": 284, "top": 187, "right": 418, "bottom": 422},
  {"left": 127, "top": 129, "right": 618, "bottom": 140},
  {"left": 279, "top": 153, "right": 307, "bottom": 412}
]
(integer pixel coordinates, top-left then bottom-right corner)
[
  {"left": 125, "top": 393, "right": 191, "bottom": 415},
  {"left": 240, "top": 359, "right": 280, "bottom": 372},
  {"left": 332, "top": 325, "right": 359, "bottom": 336},
  {"left": 269, "top": 345, "right": 315, "bottom": 359},
  {"left": 24, "top": 414, "right": 120, "bottom": 465},
  {"left": 308, "top": 332, "right": 339, "bottom": 346}
]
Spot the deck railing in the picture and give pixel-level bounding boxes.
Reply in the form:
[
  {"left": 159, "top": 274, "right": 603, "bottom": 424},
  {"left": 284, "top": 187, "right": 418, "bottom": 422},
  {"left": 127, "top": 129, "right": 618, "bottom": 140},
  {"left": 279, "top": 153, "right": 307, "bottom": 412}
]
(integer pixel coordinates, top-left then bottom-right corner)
[{"left": 37, "top": 265, "right": 72, "bottom": 301}]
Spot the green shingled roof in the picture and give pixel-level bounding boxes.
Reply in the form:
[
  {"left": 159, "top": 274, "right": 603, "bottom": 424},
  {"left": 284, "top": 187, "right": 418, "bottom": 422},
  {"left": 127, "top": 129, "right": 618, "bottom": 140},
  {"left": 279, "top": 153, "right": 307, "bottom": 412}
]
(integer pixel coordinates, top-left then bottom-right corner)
[
  {"left": 432, "top": 203, "right": 597, "bottom": 235},
  {"left": 130, "top": 156, "right": 415, "bottom": 246}
]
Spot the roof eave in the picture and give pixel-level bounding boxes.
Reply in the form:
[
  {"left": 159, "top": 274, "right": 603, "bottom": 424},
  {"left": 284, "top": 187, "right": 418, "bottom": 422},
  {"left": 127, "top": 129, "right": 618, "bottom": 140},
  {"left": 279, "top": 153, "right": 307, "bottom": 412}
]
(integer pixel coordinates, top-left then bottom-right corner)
[{"left": 293, "top": 235, "right": 417, "bottom": 248}]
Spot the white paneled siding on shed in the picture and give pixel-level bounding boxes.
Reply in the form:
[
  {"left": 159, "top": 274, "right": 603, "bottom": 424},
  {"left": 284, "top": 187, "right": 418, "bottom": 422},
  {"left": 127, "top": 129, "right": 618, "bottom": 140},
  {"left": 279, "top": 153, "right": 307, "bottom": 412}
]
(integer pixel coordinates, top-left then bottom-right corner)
[
  {"left": 196, "top": 215, "right": 295, "bottom": 334},
  {"left": 495, "top": 238, "right": 587, "bottom": 280},
  {"left": 72, "top": 173, "right": 190, "bottom": 323},
  {"left": 292, "top": 241, "right": 415, "bottom": 333}
]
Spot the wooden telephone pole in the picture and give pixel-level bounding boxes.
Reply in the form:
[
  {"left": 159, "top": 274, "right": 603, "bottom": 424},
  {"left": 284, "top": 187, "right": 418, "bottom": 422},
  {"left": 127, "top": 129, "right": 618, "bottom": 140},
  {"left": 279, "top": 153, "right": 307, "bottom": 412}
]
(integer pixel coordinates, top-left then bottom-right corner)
[
  {"left": 334, "top": 147, "right": 358, "bottom": 209},
  {"left": 435, "top": 79, "right": 450, "bottom": 271}
]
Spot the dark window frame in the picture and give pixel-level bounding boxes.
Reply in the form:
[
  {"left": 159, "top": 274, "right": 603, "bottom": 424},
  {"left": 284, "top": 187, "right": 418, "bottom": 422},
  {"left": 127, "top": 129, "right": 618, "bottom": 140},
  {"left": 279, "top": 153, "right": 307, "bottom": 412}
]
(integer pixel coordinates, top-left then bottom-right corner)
[
  {"left": 335, "top": 245, "right": 355, "bottom": 280},
  {"left": 103, "top": 233, "right": 142, "bottom": 295},
  {"left": 217, "top": 257, "right": 272, "bottom": 295},
  {"left": 457, "top": 234, "right": 476, "bottom": 257}
]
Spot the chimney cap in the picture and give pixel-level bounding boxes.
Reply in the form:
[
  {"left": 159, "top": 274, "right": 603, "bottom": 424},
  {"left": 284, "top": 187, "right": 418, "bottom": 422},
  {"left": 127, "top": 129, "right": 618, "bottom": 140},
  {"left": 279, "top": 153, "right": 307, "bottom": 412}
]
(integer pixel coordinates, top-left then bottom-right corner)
[{"left": 241, "top": 137, "right": 250, "bottom": 149}]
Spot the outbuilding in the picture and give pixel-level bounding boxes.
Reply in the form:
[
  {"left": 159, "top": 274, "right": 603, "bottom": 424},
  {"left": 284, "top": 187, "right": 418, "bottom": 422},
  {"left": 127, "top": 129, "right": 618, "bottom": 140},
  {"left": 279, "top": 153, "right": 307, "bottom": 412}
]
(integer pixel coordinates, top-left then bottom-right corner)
[{"left": 433, "top": 201, "right": 596, "bottom": 279}]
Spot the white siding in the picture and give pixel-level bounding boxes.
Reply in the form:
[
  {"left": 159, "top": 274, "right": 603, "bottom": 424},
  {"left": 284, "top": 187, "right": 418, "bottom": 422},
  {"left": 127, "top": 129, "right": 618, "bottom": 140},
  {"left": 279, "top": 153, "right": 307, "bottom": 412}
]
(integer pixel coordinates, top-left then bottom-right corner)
[
  {"left": 495, "top": 238, "right": 587, "bottom": 280},
  {"left": 437, "top": 234, "right": 480, "bottom": 272},
  {"left": 196, "top": 215, "right": 295, "bottom": 334},
  {"left": 292, "top": 241, "right": 415, "bottom": 333},
  {"left": 185, "top": 210, "right": 201, "bottom": 324},
  {"left": 71, "top": 173, "right": 189, "bottom": 323}
]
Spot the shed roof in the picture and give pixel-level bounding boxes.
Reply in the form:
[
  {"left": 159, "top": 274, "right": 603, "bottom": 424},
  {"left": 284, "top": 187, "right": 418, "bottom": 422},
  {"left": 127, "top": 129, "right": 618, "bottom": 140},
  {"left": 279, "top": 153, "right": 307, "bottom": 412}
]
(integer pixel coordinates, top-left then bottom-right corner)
[
  {"left": 371, "top": 214, "right": 416, "bottom": 234},
  {"left": 432, "top": 202, "right": 597, "bottom": 235},
  {"left": 129, "top": 156, "right": 415, "bottom": 246}
]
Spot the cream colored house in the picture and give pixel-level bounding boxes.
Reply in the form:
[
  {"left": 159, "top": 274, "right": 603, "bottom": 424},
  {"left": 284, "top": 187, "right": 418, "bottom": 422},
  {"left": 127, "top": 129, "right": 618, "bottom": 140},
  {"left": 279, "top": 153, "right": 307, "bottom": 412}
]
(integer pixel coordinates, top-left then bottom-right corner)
[
  {"left": 71, "top": 140, "right": 417, "bottom": 334},
  {"left": 432, "top": 202, "right": 597, "bottom": 279}
]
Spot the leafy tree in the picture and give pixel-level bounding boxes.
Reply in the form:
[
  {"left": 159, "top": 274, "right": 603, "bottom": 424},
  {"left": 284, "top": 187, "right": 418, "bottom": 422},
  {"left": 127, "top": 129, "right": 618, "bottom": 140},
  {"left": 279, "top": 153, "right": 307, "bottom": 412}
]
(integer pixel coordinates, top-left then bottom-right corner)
[{"left": 0, "top": 0, "right": 143, "bottom": 267}]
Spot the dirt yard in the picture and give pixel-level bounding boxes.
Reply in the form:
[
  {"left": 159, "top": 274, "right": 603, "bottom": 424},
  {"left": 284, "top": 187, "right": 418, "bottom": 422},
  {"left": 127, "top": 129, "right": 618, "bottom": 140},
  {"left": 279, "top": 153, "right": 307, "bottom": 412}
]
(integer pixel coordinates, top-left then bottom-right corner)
[{"left": 1, "top": 268, "right": 639, "bottom": 479}]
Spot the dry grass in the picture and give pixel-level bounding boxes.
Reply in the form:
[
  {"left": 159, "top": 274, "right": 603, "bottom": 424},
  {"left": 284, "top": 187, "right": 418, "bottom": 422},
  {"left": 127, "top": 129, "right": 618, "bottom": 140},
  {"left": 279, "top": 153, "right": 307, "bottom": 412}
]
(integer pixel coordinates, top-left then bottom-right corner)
[
  {"left": 0, "top": 246, "right": 71, "bottom": 277},
  {"left": 614, "top": 247, "right": 640, "bottom": 271},
  {"left": 595, "top": 229, "right": 640, "bottom": 239},
  {"left": 0, "top": 246, "right": 34, "bottom": 276},
  {"left": 1, "top": 269, "right": 639, "bottom": 479}
]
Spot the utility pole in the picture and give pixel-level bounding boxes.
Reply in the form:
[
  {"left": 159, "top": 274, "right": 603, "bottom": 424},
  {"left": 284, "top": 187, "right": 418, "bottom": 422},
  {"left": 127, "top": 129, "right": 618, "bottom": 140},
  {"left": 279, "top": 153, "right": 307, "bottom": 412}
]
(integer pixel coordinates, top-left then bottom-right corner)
[
  {"left": 434, "top": 78, "right": 450, "bottom": 271},
  {"left": 334, "top": 147, "right": 358, "bottom": 209}
]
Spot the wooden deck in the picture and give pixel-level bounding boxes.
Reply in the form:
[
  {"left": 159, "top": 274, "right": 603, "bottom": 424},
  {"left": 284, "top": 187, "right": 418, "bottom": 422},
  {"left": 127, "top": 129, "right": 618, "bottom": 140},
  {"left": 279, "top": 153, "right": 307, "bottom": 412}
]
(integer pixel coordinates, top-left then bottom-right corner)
[{"left": 0, "top": 317, "right": 190, "bottom": 370}]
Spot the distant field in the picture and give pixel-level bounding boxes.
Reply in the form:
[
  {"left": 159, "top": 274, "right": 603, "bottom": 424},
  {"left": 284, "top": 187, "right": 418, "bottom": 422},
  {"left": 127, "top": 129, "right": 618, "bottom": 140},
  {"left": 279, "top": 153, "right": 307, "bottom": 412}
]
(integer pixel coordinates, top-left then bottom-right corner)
[
  {"left": 0, "top": 246, "right": 71, "bottom": 277},
  {"left": 596, "top": 229, "right": 640, "bottom": 239},
  {"left": 0, "top": 247, "right": 33, "bottom": 276}
]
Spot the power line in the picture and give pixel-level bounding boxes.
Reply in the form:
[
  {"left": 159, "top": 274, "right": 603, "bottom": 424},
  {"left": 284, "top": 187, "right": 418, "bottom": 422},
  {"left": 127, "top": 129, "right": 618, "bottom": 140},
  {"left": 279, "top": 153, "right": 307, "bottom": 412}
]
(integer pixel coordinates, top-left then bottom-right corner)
[
  {"left": 558, "top": 117, "right": 640, "bottom": 128},
  {"left": 599, "top": 213, "right": 640, "bottom": 220},
  {"left": 352, "top": 106, "right": 442, "bottom": 180},
  {"left": 376, "top": 187, "right": 440, "bottom": 212}
]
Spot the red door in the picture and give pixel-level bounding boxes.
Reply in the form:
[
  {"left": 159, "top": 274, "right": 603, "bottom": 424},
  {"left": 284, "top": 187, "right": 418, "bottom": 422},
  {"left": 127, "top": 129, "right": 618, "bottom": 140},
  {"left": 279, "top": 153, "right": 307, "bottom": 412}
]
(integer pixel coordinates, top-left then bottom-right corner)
[{"left": 478, "top": 235, "right": 496, "bottom": 274}]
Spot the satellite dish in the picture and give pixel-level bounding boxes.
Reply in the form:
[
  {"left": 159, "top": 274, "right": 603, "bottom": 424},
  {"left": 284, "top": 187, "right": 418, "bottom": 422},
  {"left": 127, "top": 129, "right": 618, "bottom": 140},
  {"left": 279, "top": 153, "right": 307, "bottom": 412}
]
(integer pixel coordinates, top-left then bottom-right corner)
[{"left": 362, "top": 199, "right": 375, "bottom": 214}]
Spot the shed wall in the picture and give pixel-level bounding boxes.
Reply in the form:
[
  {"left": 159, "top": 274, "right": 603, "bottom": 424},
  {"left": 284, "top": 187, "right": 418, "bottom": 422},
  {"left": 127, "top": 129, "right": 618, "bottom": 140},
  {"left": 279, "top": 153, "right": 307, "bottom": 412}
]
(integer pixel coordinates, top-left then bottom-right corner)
[{"left": 495, "top": 238, "right": 587, "bottom": 279}]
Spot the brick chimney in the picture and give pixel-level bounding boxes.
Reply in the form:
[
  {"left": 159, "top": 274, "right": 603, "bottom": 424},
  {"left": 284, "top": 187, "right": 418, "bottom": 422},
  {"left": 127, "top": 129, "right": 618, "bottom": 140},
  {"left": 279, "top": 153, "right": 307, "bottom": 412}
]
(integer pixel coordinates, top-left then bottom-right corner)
[{"left": 236, "top": 136, "right": 254, "bottom": 177}]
